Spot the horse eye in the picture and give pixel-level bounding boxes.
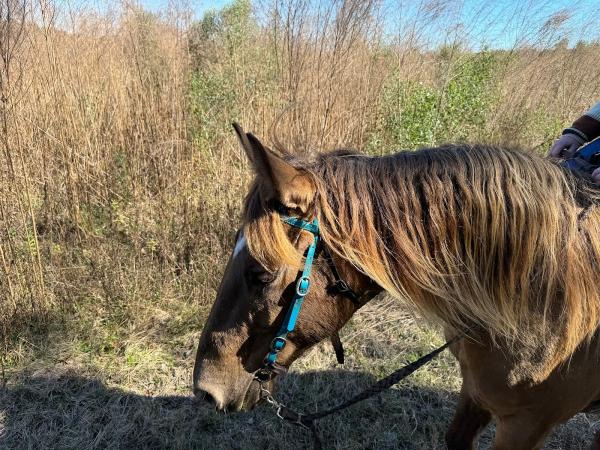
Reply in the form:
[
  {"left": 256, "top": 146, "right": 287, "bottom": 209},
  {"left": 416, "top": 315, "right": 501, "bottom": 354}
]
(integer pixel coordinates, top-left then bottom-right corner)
[{"left": 245, "top": 268, "right": 275, "bottom": 285}]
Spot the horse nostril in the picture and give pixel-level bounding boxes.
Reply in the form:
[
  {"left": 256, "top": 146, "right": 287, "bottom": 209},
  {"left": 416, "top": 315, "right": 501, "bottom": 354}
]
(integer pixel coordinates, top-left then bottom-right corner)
[
  {"left": 203, "top": 391, "right": 217, "bottom": 406},
  {"left": 194, "top": 387, "right": 220, "bottom": 408}
]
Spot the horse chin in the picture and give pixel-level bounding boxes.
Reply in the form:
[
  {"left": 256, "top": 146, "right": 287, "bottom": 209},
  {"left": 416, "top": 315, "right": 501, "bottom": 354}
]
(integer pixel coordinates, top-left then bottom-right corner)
[
  {"left": 209, "top": 377, "right": 272, "bottom": 413},
  {"left": 239, "top": 379, "right": 264, "bottom": 411},
  {"left": 240, "top": 376, "right": 281, "bottom": 411}
]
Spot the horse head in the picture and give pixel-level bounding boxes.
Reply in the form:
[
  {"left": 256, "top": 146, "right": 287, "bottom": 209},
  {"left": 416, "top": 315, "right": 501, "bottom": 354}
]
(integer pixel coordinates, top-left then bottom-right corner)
[{"left": 193, "top": 124, "right": 378, "bottom": 411}]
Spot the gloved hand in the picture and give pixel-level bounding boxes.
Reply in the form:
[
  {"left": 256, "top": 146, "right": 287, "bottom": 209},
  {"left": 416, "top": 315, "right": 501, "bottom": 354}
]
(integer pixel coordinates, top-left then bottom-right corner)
[
  {"left": 548, "top": 133, "right": 586, "bottom": 158},
  {"left": 593, "top": 167, "right": 600, "bottom": 183}
]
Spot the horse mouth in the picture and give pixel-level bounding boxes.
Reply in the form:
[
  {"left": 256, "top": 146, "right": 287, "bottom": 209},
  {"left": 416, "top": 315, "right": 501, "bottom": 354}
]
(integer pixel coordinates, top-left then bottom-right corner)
[
  {"left": 228, "top": 377, "right": 277, "bottom": 412},
  {"left": 194, "top": 377, "right": 268, "bottom": 413}
]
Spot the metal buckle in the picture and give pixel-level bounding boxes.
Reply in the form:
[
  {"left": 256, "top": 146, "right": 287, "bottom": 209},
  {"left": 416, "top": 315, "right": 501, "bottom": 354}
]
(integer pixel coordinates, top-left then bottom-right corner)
[
  {"left": 270, "top": 336, "right": 286, "bottom": 352},
  {"left": 255, "top": 368, "right": 274, "bottom": 382},
  {"left": 335, "top": 279, "right": 350, "bottom": 293},
  {"left": 295, "top": 276, "right": 310, "bottom": 296}
]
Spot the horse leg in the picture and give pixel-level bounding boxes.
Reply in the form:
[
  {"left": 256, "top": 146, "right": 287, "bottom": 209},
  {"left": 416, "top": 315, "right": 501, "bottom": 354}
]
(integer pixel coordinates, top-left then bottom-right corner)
[
  {"left": 492, "top": 414, "right": 554, "bottom": 450},
  {"left": 445, "top": 386, "right": 491, "bottom": 450}
]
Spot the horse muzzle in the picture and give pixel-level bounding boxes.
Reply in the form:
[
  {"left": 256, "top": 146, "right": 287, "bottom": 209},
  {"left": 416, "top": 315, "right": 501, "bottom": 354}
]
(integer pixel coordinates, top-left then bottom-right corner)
[
  {"left": 193, "top": 375, "right": 268, "bottom": 412},
  {"left": 193, "top": 356, "right": 268, "bottom": 412}
]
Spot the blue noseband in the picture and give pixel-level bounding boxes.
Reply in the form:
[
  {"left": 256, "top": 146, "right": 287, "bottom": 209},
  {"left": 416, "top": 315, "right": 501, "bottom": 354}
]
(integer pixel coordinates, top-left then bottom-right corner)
[{"left": 262, "top": 215, "right": 320, "bottom": 368}]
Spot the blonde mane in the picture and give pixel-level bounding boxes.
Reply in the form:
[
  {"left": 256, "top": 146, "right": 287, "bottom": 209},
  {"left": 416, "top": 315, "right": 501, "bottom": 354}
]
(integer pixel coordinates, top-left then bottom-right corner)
[{"left": 244, "top": 144, "right": 600, "bottom": 373}]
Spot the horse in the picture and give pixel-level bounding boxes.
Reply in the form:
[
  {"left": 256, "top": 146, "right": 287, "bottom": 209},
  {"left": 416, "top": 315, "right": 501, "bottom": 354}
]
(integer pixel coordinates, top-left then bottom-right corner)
[{"left": 193, "top": 123, "right": 600, "bottom": 449}]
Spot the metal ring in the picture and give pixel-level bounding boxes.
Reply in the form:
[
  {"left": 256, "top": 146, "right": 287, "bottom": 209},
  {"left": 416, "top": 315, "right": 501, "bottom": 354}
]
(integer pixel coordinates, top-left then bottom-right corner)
[
  {"left": 270, "top": 336, "right": 286, "bottom": 352},
  {"left": 296, "top": 276, "right": 310, "bottom": 296}
]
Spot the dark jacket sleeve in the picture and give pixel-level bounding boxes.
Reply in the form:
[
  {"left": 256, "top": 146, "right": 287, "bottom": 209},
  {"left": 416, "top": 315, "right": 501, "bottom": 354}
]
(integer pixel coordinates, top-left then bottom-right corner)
[{"left": 572, "top": 101, "right": 600, "bottom": 141}]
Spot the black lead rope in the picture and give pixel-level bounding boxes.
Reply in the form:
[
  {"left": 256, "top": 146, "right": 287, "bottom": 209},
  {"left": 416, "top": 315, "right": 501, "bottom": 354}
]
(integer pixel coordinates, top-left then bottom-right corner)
[{"left": 259, "top": 335, "right": 460, "bottom": 450}]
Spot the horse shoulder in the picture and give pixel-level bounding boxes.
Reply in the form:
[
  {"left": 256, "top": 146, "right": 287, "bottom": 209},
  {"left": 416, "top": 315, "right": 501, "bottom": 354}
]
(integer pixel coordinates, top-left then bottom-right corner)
[{"left": 446, "top": 326, "right": 600, "bottom": 422}]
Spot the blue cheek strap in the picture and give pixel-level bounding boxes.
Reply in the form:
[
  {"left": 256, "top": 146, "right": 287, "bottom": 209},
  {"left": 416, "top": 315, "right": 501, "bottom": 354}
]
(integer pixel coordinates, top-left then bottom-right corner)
[{"left": 262, "top": 216, "right": 319, "bottom": 368}]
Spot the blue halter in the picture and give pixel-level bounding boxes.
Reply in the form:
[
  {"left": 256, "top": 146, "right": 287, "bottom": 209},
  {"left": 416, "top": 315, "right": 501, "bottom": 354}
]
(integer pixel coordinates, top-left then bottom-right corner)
[{"left": 262, "top": 215, "right": 320, "bottom": 369}]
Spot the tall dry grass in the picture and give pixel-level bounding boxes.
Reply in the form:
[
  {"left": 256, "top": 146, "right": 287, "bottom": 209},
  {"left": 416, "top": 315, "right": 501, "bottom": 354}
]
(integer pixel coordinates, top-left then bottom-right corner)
[
  {"left": 1, "top": 0, "right": 600, "bottom": 372},
  {"left": 0, "top": 1, "right": 199, "bottom": 356}
]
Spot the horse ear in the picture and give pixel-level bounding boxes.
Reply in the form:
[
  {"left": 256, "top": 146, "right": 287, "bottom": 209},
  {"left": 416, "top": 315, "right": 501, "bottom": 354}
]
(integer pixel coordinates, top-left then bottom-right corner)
[{"left": 232, "top": 122, "right": 315, "bottom": 213}]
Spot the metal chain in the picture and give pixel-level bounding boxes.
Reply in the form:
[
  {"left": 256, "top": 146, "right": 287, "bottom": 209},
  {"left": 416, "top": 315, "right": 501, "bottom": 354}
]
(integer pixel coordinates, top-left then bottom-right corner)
[
  {"left": 258, "top": 378, "right": 323, "bottom": 449},
  {"left": 258, "top": 381, "right": 285, "bottom": 420},
  {"left": 258, "top": 380, "right": 310, "bottom": 428}
]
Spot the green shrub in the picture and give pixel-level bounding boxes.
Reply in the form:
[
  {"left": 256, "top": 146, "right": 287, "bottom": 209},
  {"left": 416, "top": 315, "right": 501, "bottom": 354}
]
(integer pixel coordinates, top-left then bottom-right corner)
[
  {"left": 367, "top": 51, "right": 498, "bottom": 153},
  {"left": 189, "top": 70, "right": 238, "bottom": 147},
  {"left": 188, "top": 0, "right": 273, "bottom": 148}
]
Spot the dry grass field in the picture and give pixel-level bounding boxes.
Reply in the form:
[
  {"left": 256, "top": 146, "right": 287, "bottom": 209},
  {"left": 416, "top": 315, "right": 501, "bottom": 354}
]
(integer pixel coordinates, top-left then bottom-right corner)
[
  {"left": 1, "top": 0, "right": 600, "bottom": 448},
  {"left": 3, "top": 296, "right": 599, "bottom": 449}
]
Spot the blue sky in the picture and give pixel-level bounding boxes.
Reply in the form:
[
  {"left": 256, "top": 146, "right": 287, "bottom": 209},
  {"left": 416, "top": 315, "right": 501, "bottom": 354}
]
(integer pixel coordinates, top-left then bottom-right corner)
[
  {"left": 139, "top": 0, "right": 599, "bottom": 49},
  {"left": 141, "top": 0, "right": 231, "bottom": 17}
]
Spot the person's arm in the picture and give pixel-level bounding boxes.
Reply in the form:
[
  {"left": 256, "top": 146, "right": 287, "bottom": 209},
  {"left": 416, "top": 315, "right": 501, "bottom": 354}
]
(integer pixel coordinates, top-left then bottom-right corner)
[
  {"left": 549, "top": 101, "right": 600, "bottom": 158},
  {"left": 571, "top": 101, "right": 600, "bottom": 141}
]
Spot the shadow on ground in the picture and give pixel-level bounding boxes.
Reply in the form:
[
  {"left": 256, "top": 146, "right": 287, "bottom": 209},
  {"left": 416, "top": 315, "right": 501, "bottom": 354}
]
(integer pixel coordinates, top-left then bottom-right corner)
[{"left": 0, "top": 369, "right": 596, "bottom": 449}]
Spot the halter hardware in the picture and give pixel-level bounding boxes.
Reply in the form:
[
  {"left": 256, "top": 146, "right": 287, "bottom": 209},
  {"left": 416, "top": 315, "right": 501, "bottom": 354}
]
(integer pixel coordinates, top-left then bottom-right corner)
[
  {"left": 261, "top": 214, "right": 320, "bottom": 372},
  {"left": 258, "top": 212, "right": 360, "bottom": 378}
]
